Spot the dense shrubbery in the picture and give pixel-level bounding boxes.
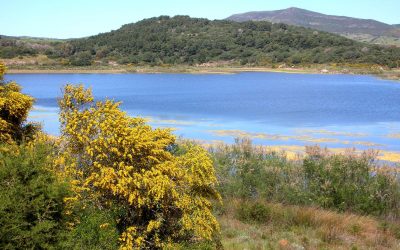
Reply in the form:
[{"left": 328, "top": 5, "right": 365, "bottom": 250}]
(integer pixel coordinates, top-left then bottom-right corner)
[
  {"left": 0, "top": 143, "right": 69, "bottom": 249},
  {"left": 0, "top": 37, "right": 55, "bottom": 59},
  {"left": 303, "top": 146, "right": 400, "bottom": 215},
  {"left": 57, "top": 84, "right": 221, "bottom": 249},
  {"left": 69, "top": 51, "right": 93, "bottom": 66},
  {"left": 0, "top": 65, "right": 222, "bottom": 248},
  {"left": 0, "top": 42, "right": 38, "bottom": 59},
  {"left": 211, "top": 139, "right": 308, "bottom": 204},
  {"left": 59, "top": 203, "right": 120, "bottom": 249},
  {"left": 0, "top": 62, "right": 69, "bottom": 249},
  {"left": 211, "top": 139, "right": 400, "bottom": 217}
]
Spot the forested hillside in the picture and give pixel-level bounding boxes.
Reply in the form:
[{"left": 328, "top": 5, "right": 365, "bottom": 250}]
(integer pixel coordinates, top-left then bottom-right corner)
[
  {"left": 2, "top": 16, "right": 400, "bottom": 67},
  {"left": 68, "top": 16, "right": 400, "bottom": 67}
]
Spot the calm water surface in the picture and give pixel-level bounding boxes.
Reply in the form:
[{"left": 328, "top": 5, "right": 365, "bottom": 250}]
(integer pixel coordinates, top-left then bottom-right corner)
[{"left": 6, "top": 72, "right": 400, "bottom": 153}]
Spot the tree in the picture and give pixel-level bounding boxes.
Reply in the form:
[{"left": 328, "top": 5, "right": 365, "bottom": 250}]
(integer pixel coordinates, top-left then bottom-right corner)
[
  {"left": 69, "top": 51, "right": 92, "bottom": 66},
  {"left": 57, "top": 84, "right": 221, "bottom": 249}
]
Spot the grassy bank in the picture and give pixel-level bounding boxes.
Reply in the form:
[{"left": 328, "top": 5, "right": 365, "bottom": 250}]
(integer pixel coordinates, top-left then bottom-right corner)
[
  {"left": 218, "top": 199, "right": 400, "bottom": 250},
  {"left": 210, "top": 139, "right": 400, "bottom": 249}
]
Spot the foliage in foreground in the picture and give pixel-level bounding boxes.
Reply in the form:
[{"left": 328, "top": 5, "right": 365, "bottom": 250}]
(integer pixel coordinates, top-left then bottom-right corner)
[
  {"left": 0, "top": 65, "right": 222, "bottom": 249},
  {"left": 0, "top": 64, "right": 70, "bottom": 249},
  {"left": 0, "top": 142, "right": 69, "bottom": 249},
  {"left": 56, "top": 85, "right": 221, "bottom": 249},
  {"left": 211, "top": 138, "right": 400, "bottom": 217}
]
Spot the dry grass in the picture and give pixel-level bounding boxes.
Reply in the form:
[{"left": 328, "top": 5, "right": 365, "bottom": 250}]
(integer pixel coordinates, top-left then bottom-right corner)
[{"left": 219, "top": 199, "right": 400, "bottom": 249}]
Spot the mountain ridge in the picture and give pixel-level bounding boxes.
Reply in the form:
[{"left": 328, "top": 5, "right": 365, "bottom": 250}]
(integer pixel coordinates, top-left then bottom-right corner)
[{"left": 227, "top": 7, "right": 400, "bottom": 45}]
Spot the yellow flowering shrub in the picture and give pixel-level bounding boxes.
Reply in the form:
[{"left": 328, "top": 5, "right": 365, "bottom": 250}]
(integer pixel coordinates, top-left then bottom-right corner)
[
  {"left": 0, "top": 62, "right": 6, "bottom": 80},
  {"left": 0, "top": 62, "right": 36, "bottom": 143},
  {"left": 58, "top": 84, "right": 221, "bottom": 249}
]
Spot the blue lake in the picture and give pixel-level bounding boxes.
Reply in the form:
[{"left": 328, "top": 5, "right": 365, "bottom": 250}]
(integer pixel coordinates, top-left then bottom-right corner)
[{"left": 6, "top": 72, "right": 400, "bottom": 153}]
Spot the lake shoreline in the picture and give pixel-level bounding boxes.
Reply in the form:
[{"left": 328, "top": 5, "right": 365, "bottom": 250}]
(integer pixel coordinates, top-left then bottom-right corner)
[
  {"left": 6, "top": 66, "right": 400, "bottom": 80},
  {"left": 6, "top": 67, "right": 334, "bottom": 74}
]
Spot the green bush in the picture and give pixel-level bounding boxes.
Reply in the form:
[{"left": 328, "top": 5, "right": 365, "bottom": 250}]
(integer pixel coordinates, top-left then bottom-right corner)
[
  {"left": 303, "top": 146, "right": 400, "bottom": 215},
  {"left": 212, "top": 138, "right": 310, "bottom": 204},
  {"left": 0, "top": 143, "right": 69, "bottom": 249},
  {"left": 59, "top": 205, "right": 119, "bottom": 250},
  {"left": 69, "top": 51, "right": 93, "bottom": 66},
  {"left": 236, "top": 201, "right": 271, "bottom": 223}
]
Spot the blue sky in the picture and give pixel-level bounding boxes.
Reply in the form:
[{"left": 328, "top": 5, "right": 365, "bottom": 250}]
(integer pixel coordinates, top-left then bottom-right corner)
[{"left": 1, "top": 0, "right": 399, "bottom": 39}]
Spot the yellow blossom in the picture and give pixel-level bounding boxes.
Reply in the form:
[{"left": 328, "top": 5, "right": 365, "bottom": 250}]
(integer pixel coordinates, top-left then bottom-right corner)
[{"left": 57, "top": 84, "right": 221, "bottom": 248}]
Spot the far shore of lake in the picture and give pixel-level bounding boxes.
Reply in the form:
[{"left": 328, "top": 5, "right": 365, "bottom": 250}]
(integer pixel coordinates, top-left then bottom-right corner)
[
  {"left": 7, "top": 65, "right": 400, "bottom": 81},
  {"left": 6, "top": 65, "right": 400, "bottom": 81},
  {"left": 5, "top": 66, "right": 332, "bottom": 74}
]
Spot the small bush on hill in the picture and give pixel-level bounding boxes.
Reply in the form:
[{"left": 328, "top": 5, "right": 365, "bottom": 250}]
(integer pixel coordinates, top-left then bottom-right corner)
[{"left": 236, "top": 201, "right": 271, "bottom": 223}]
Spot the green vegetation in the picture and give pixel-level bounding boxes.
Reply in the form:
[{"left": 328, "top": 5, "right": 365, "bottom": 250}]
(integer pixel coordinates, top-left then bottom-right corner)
[
  {"left": 0, "top": 36, "right": 63, "bottom": 59},
  {"left": 0, "top": 143, "right": 69, "bottom": 249},
  {"left": 211, "top": 139, "right": 400, "bottom": 217},
  {"left": 0, "top": 64, "right": 222, "bottom": 249},
  {"left": 211, "top": 139, "right": 400, "bottom": 249},
  {"left": 2, "top": 16, "right": 400, "bottom": 69},
  {"left": 44, "top": 16, "right": 400, "bottom": 68}
]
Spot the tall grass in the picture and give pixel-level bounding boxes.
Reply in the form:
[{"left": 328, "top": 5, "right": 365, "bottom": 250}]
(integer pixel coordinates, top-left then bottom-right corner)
[
  {"left": 219, "top": 199, "right": 400, "bottom": 249},
  {"left": 209, "top": 138, "right": 400, "bottom": 218}
]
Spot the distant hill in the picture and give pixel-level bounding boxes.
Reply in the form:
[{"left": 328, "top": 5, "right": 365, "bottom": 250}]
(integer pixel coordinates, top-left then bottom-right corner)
[
  {"left": 227, "top": 7, "right": 400, "bottom": 46},
  {"left": 0, "top": 35, "right": 63, "bottom": 42},
  {"left": 0, "top": 35, "right": 64, "bottom": 59},
  {"left": 1, "top": 16, "right": 400, "bottom": 68}
]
